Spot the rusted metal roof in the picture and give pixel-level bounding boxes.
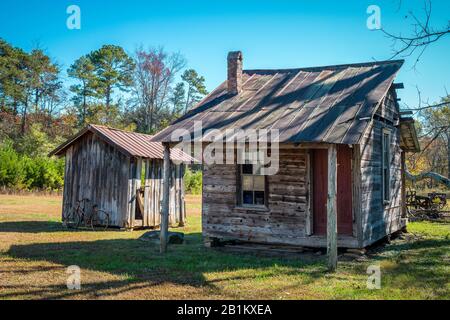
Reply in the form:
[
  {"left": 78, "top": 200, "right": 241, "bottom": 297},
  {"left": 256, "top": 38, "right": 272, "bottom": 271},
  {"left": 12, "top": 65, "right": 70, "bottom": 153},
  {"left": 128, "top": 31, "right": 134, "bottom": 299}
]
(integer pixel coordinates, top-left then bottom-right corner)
[
  {"left": 50, "top": 124, "right": 194, "bottom": 162},
  {"left": 152, "top": 60, "right": 404, "bottom": 145}
]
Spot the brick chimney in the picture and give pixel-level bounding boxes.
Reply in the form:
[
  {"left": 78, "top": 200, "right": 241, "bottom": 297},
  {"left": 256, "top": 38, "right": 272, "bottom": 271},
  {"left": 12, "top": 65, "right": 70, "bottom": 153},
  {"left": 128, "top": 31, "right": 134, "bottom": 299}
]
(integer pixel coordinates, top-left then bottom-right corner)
[{"left": 227, "top": 51, "right": 243, "bottom": 95}]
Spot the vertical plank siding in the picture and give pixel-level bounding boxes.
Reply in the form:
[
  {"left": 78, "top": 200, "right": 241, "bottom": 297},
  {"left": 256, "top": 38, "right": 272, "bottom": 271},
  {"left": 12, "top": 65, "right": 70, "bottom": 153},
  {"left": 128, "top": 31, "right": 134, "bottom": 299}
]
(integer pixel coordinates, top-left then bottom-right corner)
[
  {"left": 62, "top": 132, "right": 130, "bottom": 228},
  {"left": 134, "top": 160, "right": 185, "bottom": 228},
  {"left": 61, "top": 133, "right": 186, "bottom": 229},
  {"left": 360, "top": 88, "right": 404, "bottom": 246}
]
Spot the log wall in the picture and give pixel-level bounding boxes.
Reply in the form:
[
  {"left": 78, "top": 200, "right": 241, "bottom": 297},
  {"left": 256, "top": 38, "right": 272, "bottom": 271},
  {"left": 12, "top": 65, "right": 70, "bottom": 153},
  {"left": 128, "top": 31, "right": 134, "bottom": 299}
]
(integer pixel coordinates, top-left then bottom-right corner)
[{"left": 202, "top": 147, "right": 359, "bottom": 247}]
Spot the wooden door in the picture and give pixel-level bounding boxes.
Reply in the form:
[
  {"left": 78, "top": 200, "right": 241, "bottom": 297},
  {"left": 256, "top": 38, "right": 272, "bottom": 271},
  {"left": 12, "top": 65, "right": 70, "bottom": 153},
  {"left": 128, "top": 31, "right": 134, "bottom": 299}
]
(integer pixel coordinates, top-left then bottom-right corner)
[
  {"left": 312, "top": 149, "right": 328, "bottom": 235},
  {"left": 312, "top": 146, "right": 353, "bottom": 236}
]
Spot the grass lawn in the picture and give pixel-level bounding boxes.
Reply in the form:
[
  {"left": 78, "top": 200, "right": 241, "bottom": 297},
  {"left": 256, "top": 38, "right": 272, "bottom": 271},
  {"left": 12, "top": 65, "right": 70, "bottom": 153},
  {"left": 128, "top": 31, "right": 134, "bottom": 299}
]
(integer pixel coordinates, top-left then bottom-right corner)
[{"left": 0, "top": 194, "right": 449, "bottom": 300}]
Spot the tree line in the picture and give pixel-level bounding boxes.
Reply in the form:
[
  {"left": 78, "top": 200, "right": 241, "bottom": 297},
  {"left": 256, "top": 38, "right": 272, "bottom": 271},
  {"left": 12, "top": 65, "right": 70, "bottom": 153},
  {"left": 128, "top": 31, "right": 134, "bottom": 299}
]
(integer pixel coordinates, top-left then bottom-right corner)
[
  {"left": 1, "top": 37, "right": 448, "bottom": 192},
  {"left": 0, "top": 39, "right": 208, "bottom": 191}
]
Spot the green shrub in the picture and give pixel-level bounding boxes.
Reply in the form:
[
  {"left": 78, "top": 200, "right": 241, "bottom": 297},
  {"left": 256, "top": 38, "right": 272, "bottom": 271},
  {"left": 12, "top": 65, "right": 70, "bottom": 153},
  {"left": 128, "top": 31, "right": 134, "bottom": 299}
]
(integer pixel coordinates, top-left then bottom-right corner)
[
  {"left": 22, "top": 156, "right": 64, "bottom": 190},
  {"left": 0, "top": 143, "right": 64, "bottom": 191},
  {"left": 184, "top": 168, "right": 202, "bottom": 195},
  {"left": 0, "top": 143, "right": 26, "bottom": 188}
]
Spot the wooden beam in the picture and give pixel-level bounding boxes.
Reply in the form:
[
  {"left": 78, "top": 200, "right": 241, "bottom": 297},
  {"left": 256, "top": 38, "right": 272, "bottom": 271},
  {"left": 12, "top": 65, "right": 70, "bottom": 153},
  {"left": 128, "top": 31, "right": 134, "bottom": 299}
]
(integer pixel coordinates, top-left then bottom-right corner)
[
  {"left": 327, "top": 145, "right": 338, "bottom": 272},
  {"left": 179, "top": 164, "right": 186, "bottom": 227},
  {"left": 160, "top": 144, "right": 171, "bottom": 254}
]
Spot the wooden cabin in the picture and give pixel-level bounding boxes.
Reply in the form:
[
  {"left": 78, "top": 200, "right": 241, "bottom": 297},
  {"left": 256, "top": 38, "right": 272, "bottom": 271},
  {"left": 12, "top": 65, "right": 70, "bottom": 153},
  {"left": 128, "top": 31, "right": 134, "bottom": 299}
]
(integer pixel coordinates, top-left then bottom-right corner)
[
  {"left": 50, "top": 124, "right": 193, "bottom": 229},
  {"left": 152, "top": 51, "right": 420, "bottom": 249}
]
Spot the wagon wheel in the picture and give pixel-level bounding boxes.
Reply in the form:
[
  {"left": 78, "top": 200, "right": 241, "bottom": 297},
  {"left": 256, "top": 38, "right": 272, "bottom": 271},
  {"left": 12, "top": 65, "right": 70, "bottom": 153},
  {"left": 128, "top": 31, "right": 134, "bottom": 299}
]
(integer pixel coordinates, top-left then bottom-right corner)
[{"left": 90, "top": 209, "right": 110, "bottom": 231}]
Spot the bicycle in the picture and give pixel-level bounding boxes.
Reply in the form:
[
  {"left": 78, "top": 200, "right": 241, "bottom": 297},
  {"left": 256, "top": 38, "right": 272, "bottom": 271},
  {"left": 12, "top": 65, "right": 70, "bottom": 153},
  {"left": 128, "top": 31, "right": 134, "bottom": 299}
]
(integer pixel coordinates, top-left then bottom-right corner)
[
  {"left": 64, "top": 198, "right": 90, "bottom": 228},
  {"left": 68, "top": 199, "right": 110, "bottom": 231},
  {"left": 89, "top": 204, "right": 110, "bottom": 231}
]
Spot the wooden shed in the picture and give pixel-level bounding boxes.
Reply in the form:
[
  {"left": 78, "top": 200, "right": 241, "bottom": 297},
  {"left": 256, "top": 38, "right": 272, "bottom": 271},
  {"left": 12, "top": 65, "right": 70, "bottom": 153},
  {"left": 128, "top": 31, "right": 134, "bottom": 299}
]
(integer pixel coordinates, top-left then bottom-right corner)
[
  {"left": 153, "top": 51, "right": 420, "bottom": 249},
  {"left": 50, "top": 124, "right": 193, "bottom": 229}
]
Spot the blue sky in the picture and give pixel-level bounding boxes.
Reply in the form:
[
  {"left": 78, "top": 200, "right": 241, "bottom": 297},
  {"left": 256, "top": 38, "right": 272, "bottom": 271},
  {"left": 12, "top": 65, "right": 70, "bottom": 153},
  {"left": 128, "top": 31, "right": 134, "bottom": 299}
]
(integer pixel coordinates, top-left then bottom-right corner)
[{"left": 1, "top": 0, "right": 449, "bottom": 109}]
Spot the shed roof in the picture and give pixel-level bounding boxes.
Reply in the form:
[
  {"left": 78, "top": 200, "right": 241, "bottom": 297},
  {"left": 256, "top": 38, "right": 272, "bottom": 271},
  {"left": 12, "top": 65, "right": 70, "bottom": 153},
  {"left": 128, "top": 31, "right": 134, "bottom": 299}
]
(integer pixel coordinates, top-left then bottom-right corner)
[
  {"left": 399, "top": 117, "right": 421, "bottom": 152},
  {"left": 152, "top": 60, "right": 404, "bottom": 145},
  {"left": 50, "top": 124, "right": 194, "bottom": 162}
]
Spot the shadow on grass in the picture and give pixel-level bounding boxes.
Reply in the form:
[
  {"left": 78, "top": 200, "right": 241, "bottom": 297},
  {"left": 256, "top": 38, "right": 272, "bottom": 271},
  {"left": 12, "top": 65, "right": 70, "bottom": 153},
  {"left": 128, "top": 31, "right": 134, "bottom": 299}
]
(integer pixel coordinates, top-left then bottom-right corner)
[
  {"left": 5, "top": 229, "right": 327, "bottom": 299},
  {"left": 0, "top": 221, "right": 64, "bottom": 233},
  {"left": 5, "top": 221, "right": 449, "bottom": 299},
  {"left": 367, "top": 238, "right": 450, "bottom": 296}
]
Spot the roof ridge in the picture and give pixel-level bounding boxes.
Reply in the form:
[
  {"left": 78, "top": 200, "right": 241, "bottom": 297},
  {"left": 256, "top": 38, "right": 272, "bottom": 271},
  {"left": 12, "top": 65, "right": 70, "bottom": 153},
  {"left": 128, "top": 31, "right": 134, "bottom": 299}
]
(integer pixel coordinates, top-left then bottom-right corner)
[
  {"left": 50, "top": 124, "right": 193, "bottom": 162},
  {"left": 244, "top": 59, "right": 405, "bottom": 74},
  {"left": 89, "top": 124, "right": 154, "bottom": 138}
]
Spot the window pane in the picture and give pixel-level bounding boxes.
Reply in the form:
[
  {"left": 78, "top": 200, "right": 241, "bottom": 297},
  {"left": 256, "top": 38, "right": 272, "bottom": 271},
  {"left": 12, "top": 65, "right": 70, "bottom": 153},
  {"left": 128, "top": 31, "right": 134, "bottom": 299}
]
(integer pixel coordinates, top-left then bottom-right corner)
[
  {"left": 240, "top": 164, "right": 266, "bottom": 207},
  {"left": 253, "top": 176, "right": 265, "bottom": 191},
  {"left": 384, "top": 168, "right": 389, "bottom": 199},
  {"left": 255, "top": 191, "right": 265, "bottom": 205},
  {"left": 243, "top": 191, "right": 254, "bottom": 205},
  {"left": 242, "top": 176, "right": 253, "bottom": 190},
  {"left": 253, "top": 163, "right": 263, "bottom": 175},
  {"left": 242, "top": 164, "right": 253, "bottom": 174}
]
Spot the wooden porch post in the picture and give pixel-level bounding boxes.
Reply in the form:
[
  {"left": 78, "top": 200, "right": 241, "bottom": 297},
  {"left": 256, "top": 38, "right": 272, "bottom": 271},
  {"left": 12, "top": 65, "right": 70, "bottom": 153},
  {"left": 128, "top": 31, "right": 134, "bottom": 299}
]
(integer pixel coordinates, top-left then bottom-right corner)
[
  {"left": 179, "top": 164, "right": 187, "bottom": 227},
  {"left": 327, "top": 145, "right": 338, "bottom": 272},
  {"left": 160, "top": 143, "right": 171, "bottom": 254}
]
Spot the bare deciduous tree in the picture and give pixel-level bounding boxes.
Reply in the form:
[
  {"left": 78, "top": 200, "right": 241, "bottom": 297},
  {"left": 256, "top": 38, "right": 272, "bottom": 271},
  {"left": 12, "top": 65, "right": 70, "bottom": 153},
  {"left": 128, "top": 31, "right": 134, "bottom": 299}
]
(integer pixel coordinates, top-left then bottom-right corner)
[
  {"left": 132, "top": 47, "right": 185, "bottom": 133},
  {"left": 381, "top": 0, "right": 449, "bottom": 66}
]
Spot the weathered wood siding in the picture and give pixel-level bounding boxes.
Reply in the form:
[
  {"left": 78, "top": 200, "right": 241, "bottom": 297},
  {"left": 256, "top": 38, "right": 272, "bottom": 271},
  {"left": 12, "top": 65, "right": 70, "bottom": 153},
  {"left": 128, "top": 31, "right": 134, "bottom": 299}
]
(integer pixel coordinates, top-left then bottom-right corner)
[
  {"left": 360, "top": 88, "right": 404, "bottom": 246},
  {"left": 203, "top": 147, "right": 359, "bottom": 248},
  {"left": 140, "top": 160, "right": 185, "bottom": 228},
  {"left": 203, "top": 148, "right": 308, "bottom": 245},
  {"left": 62, "top": 133, "right": 186, "bottom": 229},
  {"left": 62, "top": 132, "right": 130, "bottom": 227}
]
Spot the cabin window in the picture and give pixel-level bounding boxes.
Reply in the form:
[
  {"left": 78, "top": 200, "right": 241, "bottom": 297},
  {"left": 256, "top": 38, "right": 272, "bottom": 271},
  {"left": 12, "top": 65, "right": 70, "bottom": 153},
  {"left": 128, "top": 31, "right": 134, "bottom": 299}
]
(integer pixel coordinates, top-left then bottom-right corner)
[
  {"left": 382, "top": 129, "right": 391, "bottom": 203},
  {"left": 240, "top": 164, "right": 266, "bottom": 207}
]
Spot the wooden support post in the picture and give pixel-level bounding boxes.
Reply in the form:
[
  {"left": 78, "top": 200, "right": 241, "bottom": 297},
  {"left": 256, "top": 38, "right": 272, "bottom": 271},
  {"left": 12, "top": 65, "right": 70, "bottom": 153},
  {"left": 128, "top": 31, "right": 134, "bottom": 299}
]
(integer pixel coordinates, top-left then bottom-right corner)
[
  {"left": 160, "top": 144, "right": 171, "bottom": 254},
  {"left": 327, "top": 145, "right": 338, "bottom": 272},
  {"left": 179, "top": 164, "right": 186, "bottom": 227}
]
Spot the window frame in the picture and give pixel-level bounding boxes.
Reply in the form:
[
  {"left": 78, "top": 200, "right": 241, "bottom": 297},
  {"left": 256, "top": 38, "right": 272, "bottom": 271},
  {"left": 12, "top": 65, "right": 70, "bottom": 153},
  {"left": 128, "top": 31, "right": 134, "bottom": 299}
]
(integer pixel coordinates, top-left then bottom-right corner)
[
  {"left": 382, "top": 128, "right": 391, "bottom": 204},
  {"left": 238, "top": 164, "right": 268, "bottom": 209}
]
